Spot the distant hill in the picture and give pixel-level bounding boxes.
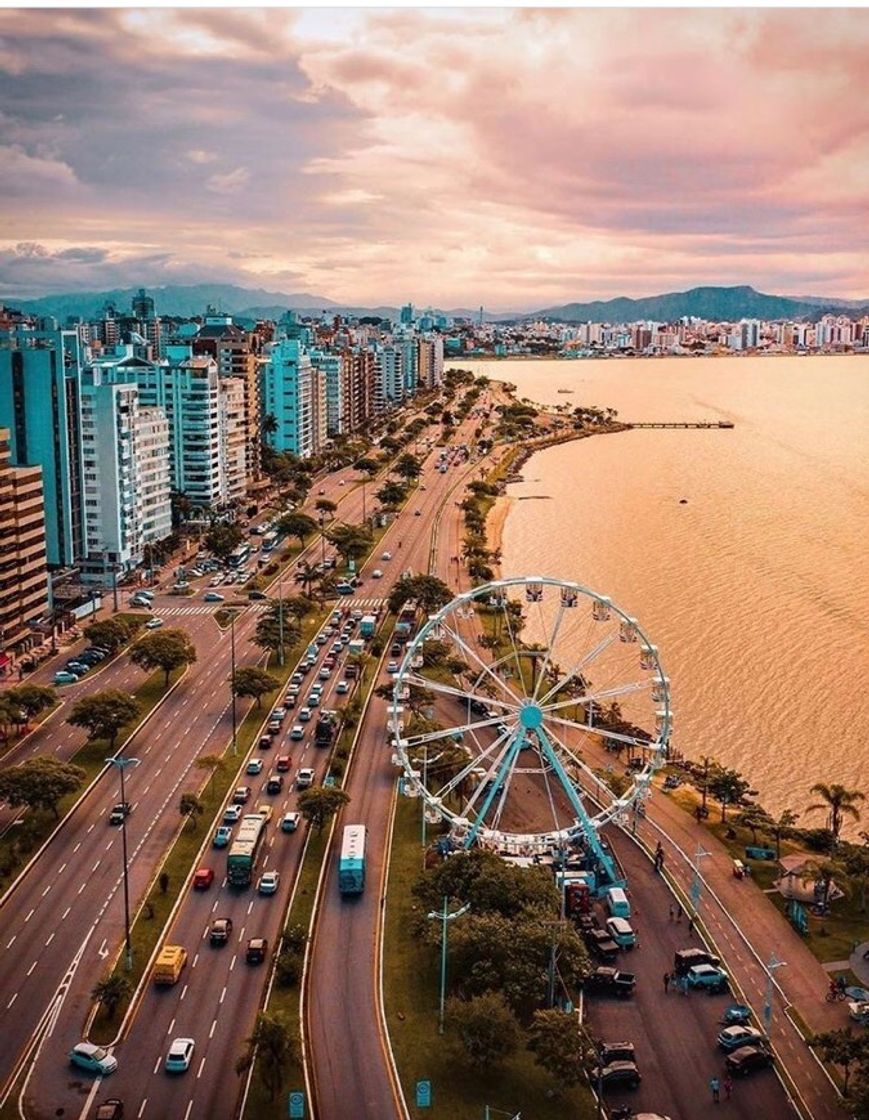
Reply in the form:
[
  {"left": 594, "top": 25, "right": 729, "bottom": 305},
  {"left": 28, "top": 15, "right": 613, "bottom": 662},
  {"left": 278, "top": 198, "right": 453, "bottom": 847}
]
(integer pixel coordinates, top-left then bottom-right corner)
[{"left": 533, "top": 285, "right": 869, "bottom": 323}]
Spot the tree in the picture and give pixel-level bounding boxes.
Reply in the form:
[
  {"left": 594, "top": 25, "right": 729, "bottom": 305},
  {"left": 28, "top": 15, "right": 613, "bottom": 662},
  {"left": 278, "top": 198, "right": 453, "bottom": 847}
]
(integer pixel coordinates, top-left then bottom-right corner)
[
  {"left": 91, "top": 974, "right": 133, "bottom": 1021},
  {"left": 276, "top": 512, "right": 317, "bottom": 549},
  {"left": 68, "top": 690, "right": 141, "bottom": 750},
  {"left": 327, "top": 522, "right": 373, "bottom": 565},
  {"left": 811, "top": 1029, "right": 869, "bottom": 1096},
  {"left": 707, "top": 765, "right": 755, "bottom": 821},
  {"left": 354, "top": 457, "right": 379, "bottom": 478},
  {"left": 297, "top": 785, "right": 351, "bottom": 831},
  {"left": 771, "top": 808, "right": 800, "bottom": 859},
  {"left": 807, "top": 783, "right": 865, "bottom": 844},
  {"left": 254, "top": 612, "right": 301, "bottom": 659},
  {"left": 3, "top": 684, "right": 56, "bottom": 726},
  {"left": 394, "top": 453, "right": 422, "bottom": 481},
  {"left": 179, "top": 791, "right": 205, "bottom": 829},
  {"left": 375, "top": 480, "right": 407, "bottom": 510},
  {"left": 528, "top": 1008, "right": 588, "bottom": 1087},
  {"left": 388, "top": 574, "right": 452, "bottom": 616},
  {"left": 232, "top": 667, "right": 278, "bottom": 708},
  {"left": 235, "top": 1012, "right": 298, "bottom": 1100},
  {"left": 262, "top": 412, "right": 278, "bottom": 435},
  {"left": 84, "top": 617, "right": 131, "bottom": 653},
  {"left": 129, "top": 628, "right": 197, "bottom": 687},
  {"left": 0, "top": 756, "right": 86, "bottom": 818},
  {"left": 446, "top": 991, "right": 520, "bottom": 1068},
  {"left": 294, "top": 560, "right": 320, "bottom": 599},
  {"left": 805, "top": 856, "right": 847, "bottom": 912},
  {"left": 205, "top": 522, "right": 243, "bottom": 561},
  {"left": 314, "top": 497, "right": 337, "bottom": 519},
  {"left": 735, "top": 805, "right": 773, "bottom": 845},
  {"left": 196, "top": 754, "right": 228, "bottom": 802}
]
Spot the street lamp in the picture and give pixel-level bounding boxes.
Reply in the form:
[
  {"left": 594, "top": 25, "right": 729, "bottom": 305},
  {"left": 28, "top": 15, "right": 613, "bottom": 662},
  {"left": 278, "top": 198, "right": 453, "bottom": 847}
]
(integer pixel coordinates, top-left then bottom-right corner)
[
  {"left": 318, "top": 511, "right": 327, "bottom": 569},
  {"left": 230, "top": 613, "right": 238, "bottom": 756},
  {"left": 104, "top": 755, "right": 140, "bottom": 970},
  {"left": 427, "top": 896, "right": 470, "bottom": 1034}
]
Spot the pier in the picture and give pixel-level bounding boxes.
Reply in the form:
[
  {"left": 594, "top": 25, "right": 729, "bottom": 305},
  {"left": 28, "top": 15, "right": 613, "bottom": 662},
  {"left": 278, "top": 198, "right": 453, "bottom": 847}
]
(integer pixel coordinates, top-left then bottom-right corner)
[{"left": 627, "top": 420, "right": 735, "bottom": 429}]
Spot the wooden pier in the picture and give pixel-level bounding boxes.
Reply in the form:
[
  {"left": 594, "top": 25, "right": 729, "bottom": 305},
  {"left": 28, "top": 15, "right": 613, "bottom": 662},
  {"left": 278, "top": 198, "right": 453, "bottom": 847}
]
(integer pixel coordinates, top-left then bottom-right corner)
[{"left": 627, "top": 421, "right": 734, "bottom": 429}]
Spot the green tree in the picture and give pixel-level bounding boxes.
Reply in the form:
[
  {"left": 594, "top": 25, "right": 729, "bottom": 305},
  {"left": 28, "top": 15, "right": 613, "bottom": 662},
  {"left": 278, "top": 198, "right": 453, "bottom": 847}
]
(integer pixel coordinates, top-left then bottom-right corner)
[
  {"left": 68, "top": 690, "right": 140, "bottom": 750},
  {"left": 231, "top": 667, "right": 278, "bottom": 708},
  {"left": 807, "top": 783, "right": 865, "bottom": 844},
  {"left": 0, "top": 756, "right": 86, "bottom": 818},
  {"left": 254, "top": 611, "right": 301, "bottom": 659},
  {"left": 736, "top": 805, "right": 773, "bottom": 845},
  {"left": 294, "top": 560, "right": 320, "bottom": 599},
  {"left": 276, "top": 512, "right": 317, "bottom": 549},
  {"left": 375, "top": 480, "right": 407, "bottom": 510},
  {"left": 810, "top": 1029, "right": 869, "bottom": 1096},
  {"left": 83, "top": 617, "right": 132, "bottom": 653},
  {"left": 805, "top": 856, "right": 848, "bottom": 913},
  {"left": 314, "top": 497, "right": 338, "bottom": 518},
  {"left": 394, "top": 453, "right": 422, "bottom": 481},
  {"left": 354, "top": 457, "right": 379, "bottom": 478},
  {"left": 129, "top": 628, "right": 197, "bottom": 688},
  {"left": 196, "top": 754, "right": 228, "bottom": 802},
  {"left": 327, "top": 522, "right": 373, "bottom": 565},
  {"left": 235, "top": 1012, "right": 298, "bottom": 1100},
  {"left": 205, "top": 522, "right": 243, "bottom": 561},
  {"left": 91, "top": 973, "right": 133, "bottom": 1021},
  {"left": 446, "top": 991, "right": 520, "bottom": 1068},
  {"left": 297, "top": 785, "right": 351, "bottom": 831},
  {"left": 707, "top": 765, "right": 755, "bottom": 822},
  {"left": 528, "top": 1009, "right": 588, "bottom": 1087},
  {"left": 3, "top": 684, "right": 56, "bottom": 725},
  {"left": 262, "top": 413, "right": 278, "bottom": 435},
  {"left": 771, "top": 808, "right": 800, "bottom": 859},
  {"left": 388, "top": 574, "right": 452, "bottom": 616},
  {"left": 179, "top": 791, "right": 205, "bottom": 829}
]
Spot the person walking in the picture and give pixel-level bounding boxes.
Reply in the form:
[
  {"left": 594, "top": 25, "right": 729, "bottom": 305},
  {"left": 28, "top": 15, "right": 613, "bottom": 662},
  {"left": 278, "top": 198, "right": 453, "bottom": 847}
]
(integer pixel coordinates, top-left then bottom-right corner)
[
  {"left": 669, "top": 904, "right": 674, "bottom": 922},
  {"left": 710, "top": 1076, "right": 720, "bottom": 1103},
  {"left": 724, "top": 1074, "right": 733, "bottom": 1101},
  {"left": 663, "top": 971, "right": 671, "bottom": 993},
  {"left": 688, "top": 914, "right": 696, "bottom": 935},
  {"left": 676, "top": 902, "right": 683, "bottom": 923}
]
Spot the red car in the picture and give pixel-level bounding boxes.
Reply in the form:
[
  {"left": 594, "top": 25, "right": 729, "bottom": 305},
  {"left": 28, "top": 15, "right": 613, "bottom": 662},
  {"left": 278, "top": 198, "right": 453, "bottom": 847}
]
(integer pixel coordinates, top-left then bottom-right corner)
[
  {"left": 192, "top": 868, "right": 214, "bottom": 890},
  {"left": 276, "top": 755, "right": 292, "bottom": 772}
]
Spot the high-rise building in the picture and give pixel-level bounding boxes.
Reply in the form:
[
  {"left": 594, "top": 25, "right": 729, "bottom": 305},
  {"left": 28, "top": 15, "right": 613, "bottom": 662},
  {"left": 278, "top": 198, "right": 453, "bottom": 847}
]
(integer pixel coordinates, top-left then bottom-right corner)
[
  {"left": 136, "top": 408, "right": 172, "bottom": 548},
  {"left": 0, "top": 327, "right": 85, "bottom": 566},
  {"left": 400, "top": 303, "right": 414, "bottom": 325},
  {"left": 417, "top": 335, "right": 444, "bottom": 389},
  {"left": 373, "top": 344, "right": 404, "bottom": 411},
  {"left": 219, "top": 377, "right": 248, "bottom": 504},
  {"left": 310, "top": 350, "right": 345, "bottom": 437},
  {"left": 261, "top": 338, "right": 315, "bottom": 458},
  {"left": 0, "top": 427, "right": 49, "bottom": 664}
]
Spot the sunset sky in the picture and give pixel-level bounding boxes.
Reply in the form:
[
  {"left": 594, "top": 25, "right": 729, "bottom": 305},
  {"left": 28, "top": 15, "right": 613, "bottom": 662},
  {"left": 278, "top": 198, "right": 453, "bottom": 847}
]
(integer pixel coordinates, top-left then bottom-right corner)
[{"left": 1, "top": 7, "right": 867, "bottom": 308}]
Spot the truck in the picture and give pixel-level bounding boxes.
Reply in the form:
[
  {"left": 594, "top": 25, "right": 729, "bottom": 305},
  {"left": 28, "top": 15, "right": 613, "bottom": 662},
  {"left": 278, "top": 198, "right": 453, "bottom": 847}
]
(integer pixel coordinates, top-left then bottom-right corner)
[
  {"left": 359, "top": 614, "right": 377, "bottom": 638},
  {"left": 347, "top": 638, "right": 365, "bottom": 656},
  {"left": 153, "top": 945, "right": 188, "bottom": 985},
  {"left": 315, "top": 713, "right": 336, "bottom": 748}
]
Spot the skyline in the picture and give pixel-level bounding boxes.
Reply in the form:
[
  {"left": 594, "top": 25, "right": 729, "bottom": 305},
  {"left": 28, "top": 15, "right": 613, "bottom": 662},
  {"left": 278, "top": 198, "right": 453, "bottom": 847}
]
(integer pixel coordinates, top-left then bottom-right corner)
[{"left": 1, "top": 8, "right": 868, "bottom": 307}]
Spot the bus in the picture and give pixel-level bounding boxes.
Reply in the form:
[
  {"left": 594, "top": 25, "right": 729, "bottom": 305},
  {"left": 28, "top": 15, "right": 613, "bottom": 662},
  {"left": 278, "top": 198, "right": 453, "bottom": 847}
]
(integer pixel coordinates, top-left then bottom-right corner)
[
  {"left": 261, "top": 531, "right": 278, "bottom": 554},
  {"left": 394, "top": 600, "right": 418, "bottom": 640},
  {"left": 227, "top": 814, "right": 267, "bottom": 887},
  {"left": 228, "top": 543, "right": 252, "bottom": 568},
  {"left": 338, "top": 824, "right": 367, "bottom": 895}
]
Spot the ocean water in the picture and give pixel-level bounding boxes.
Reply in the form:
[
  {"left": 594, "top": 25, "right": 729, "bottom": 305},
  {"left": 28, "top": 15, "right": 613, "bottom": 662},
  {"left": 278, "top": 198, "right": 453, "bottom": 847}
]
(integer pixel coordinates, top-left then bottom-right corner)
[{"left": 465, "top": 355, "right": 869, "bottom": 831}]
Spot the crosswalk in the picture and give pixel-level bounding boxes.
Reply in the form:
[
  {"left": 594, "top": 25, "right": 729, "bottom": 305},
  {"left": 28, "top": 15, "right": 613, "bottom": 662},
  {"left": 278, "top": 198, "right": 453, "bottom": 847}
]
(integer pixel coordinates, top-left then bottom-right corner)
[
  {"left": 157, "top": 597, "right": 386, "bottom": 617},
  {"left": 343, "top": 597, "right": 387, "bottom": 611}
]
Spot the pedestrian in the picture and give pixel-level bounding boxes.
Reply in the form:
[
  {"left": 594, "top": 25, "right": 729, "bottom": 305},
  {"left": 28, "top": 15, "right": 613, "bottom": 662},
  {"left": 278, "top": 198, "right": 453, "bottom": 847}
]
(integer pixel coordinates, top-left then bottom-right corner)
[
  {"left": 668, "top": 904, "right": 674, "bottom": 922},
  {"left": 663, "top": 971, "right": 671, "bottom": 993},
  {"left": 724, "top": 1075, "right": 733, "bottom": 1100},
  {"left": 688, "top": 914, "right": 695, "bottom": 935},
  {"left": 676, "top": 902, "right": 683, "bottom": 923},
  {"left": 710, "top": 1076, "right": 720, "bottom": 1104}
]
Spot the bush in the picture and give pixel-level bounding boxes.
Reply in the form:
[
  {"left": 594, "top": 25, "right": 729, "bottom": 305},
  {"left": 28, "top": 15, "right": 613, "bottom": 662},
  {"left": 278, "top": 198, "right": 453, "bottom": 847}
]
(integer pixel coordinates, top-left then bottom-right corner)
[{"left": 275, "top": 949, "right": 303, "bottom": 988}]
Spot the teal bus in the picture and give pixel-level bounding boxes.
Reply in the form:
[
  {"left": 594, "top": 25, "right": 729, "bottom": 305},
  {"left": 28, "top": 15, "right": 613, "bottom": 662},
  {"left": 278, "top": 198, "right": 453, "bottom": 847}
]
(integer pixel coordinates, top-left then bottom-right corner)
[
  {"left": 227, "top": 814, "right": 267, "bottom": 887},
  {"left": 338, "top": 824, "right": 367, "bottom": 895}
]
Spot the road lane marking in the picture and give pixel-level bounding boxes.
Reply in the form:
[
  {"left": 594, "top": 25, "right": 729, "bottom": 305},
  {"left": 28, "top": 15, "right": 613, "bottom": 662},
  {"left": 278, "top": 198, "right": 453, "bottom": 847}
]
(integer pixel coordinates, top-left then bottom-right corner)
[
  {"left": 73, "top": 842, "right": 81, "bottom": 852},
  {"left": 247, "top": 901, "right": 254, "bottom": 915},
  {"left": 219, "top": 985, "right": 227, "bottom": 1004},
  {"left": 197, "top": 1057, "right": 206, "bottom": 1079},
  {"left": 183, "top": 1101, "right": 193, "bottom": 1120},
  {"left": 168, "top": 1018, "right": 175, "bottom": 1035},
  {"left": 45, "top": 933, "right": 54, "bottom": 947},
  {"left": 238, "top": 926, "right": 245, "bottom": 942},
  {"left": 25, "top": 909, "right": 34, "bottom": 922},
  {"left": 6, "top": 935, "right": 16, "bottom": 948},
  {"left": 180, "top": 983, "right": 188, "bottom": 1000},
  {"left": 26, "top": 960, "right": 37, "bottom": 976},
  {"left": 87, "top": 823, "right": 95, "bottom": 833},
  {"left": 41, "top": 884, "right": 51, "bottom": 897},
  {"left": 153, "top": 1057, "right": 161, "bottom": 1075},
  {"left": 58, "top": 862, "right": 67, "bottom": 874},
  {"left": 6, "top": 993, "right": 17, "bottom": 1009},
  {"left": 92, "top": 859, "right": 101, "bottom": 872},
  {"left": 209, "top": 1019, "right": 217, "bottom": 1039},
  {"left": 137, "top": 1099, "right": 148, "bottom": 1118},
  {"left": 106, "top": 839, "right": 114, "bottom": 851},
  {"left": 192, "top": 953, "right": 199, "bottom": 968},
  {"left": 229, "top": 956, "right": 236, "bottom": 971}
]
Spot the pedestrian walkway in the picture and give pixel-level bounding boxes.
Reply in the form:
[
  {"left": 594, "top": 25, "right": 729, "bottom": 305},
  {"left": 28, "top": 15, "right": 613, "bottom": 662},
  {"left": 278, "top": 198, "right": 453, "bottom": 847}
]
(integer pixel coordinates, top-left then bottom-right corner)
[
  {"left": 344, "top": 597, "right": 387, "bottom": 611},
  {"left": 159, "top": 606, "right": 218, "bottom": 616}
]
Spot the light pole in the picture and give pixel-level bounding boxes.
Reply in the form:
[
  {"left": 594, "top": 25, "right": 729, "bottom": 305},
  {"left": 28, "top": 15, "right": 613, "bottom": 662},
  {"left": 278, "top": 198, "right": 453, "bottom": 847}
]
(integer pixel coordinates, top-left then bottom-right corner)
[
  {"left": 764, "top": 953, "right": 786, "bottom": 1032},
  {"left": 230, "top": 613, "right": 238, "bottom": 756},
  {"left": 318, "top": 512, "right": 327, "bottom": 569},
  {"left": 105, "top": 755, "right": 140, "bottom": 970},
  {"left": 690, "top": 842, "right": 711, "bottom": 914},
  {"left": 277, "top": 566, "right": 285, "bottom": 668},
  {"left": 427, "top": 896, "right": 470, "bottom": 1034}
]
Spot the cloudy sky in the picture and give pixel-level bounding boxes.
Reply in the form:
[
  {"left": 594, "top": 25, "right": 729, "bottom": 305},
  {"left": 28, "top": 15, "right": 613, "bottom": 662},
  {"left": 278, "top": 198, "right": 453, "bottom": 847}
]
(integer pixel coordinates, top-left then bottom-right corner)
[{"left": 1, "top": 7, "right": 867, "bottom": 308}]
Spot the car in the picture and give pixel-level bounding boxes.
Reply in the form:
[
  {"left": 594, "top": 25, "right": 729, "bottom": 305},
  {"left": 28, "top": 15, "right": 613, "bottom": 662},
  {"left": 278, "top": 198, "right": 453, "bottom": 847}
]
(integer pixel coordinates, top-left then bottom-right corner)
[
  {"left": 336, "top": 680, "right": 350, "bottom": 695},
  {"left": 318, "top": 666, "right": 332, "bottom": 681},
  {"left": 299, "top": 707, "right": 312, "bottom": 722},
  {"left": 414, "top": 509, "right": 422, "bottom": 516},
  {"left": 246, "top": 758, "right": 264, "bottom": 775},
  {"left": 203, "top": 591, "right": 224, "bottom": 603},
  {"left": 85, "top": 646, "right": 109, "bottom": 658},
  {"left": 258, "top": 735, "right": 274, "bottom": 750},
  {"left": 605, "top": 916, "right": 637, "bottom": 948},
  {"left": 192, "top": 867, "right": 214, "bottom": 890},
  {"left": 267, "top": 719, "right": 281, "bottom": 735},
  {"left": 130, "top": 595, "right": 152, "bottom": 608},
  {"left": 281, "top": 811, "right": 301, "bottom": 833},
  {"left": 209, "top": 576, "right": 224, "bottom": 587},
  {"left": 69, "top": 1042, "right": 118, "bottom": 1076},
  {"left": 308, "top": 693, "right": 320, "bottom": 709},
  {"left": 253, "top": 804, "right": 273, "bottom": 823},
  {"left": 164, "top": 1038, "right": 195, "bottom": 1074},
  {"left": 336, "top": 582, "right": 355, "bottom": 595},
  {"left": 725, "top": 1044, "right": 774, "bottom": 1076},
  {"left": 108, "top": 802, "right": 131, "bottom": 825},
  {"left": 54, "top": 670, "right": 80, "bottom": 685},
  {"left": 286, "top": 684, "right": 301, "bottom": 698},
  {"left": 591, "top": 1061, "right": 641, "bottom": 1089},
  {"left": 381, "top": 551, "right": 392, "bottom": 561},
  {"left": 600, "top": 1042, "right": 636, "bottom": 1064},
  {"left": 315, "top": 633, "right": 328, "bottom": 646},
  {"left": 718, "top": 1026, "right": 767, "bottom": 1052},
  {"left": 585, "top": 928, "right": 620, "bottom": 962},
  {"left": 272, "top": 707, "right": 287, "bottom": 722},
  {"left": 213, "top": 825, "right": 233, "bottom": 848},
  {"left": 371, "top": 568, "right": 383, "bottom": 579},
  {"left": 849, "top": 1000, "right": 869, "bottom": 1025},
  {"left": 209, "top": 918, "right": 233, "bottom": 945},
  {"left": 266, "top": 774, "right": 284, "bottom": 794},
  {"left": 584, "top": 967, "right": 636, "bottom": 998},
  {"left": 78, "top": 651, "right": 104, "bottom": 666},
  {"left": 223, "top": 805, "right": 243, "bottom": 823},
  {"left": 276, "top": 754, "right": 292, "bottom": 772},
  {"left": 232, "top": 786, "right": 252, "bottom": 804},
  {"left": 686, "top": 963, "right": 730, "bottom": 993},
  {"left": 390, "top": 642, "right": 403, "bottom": 657},
  {"left": 66, "top": 660, "right": 89, "bottom": 674},
  {"left": 93, "top": 1100, "right": 125, "bottom": 1120},
  {"left": 145, "top": 617, "right": 164, "bottom": 629},
  {"left": 387, "top": 661, "right": 400, "bottom": 674},
  {"left": 296, "top": 767, "right": 315, "bottom": 789},
  {"left": 258, "top": 870, "right": 280, "bottom": 895},
  {"left": 673, "top": 947, "right": 721, "bottom": 976},
  {"left": 246, "top": 937, "right": 269, "bottom": 964},
  {"left": 290, "top": 724, "right": 304, "bottom": 740}
]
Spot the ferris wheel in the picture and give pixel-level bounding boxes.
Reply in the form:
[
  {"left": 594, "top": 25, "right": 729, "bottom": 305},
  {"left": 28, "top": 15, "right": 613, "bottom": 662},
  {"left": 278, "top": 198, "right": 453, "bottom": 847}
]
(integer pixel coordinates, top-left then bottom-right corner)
[{"left": 391, "top": 576, "right": 671, "bottom": 882}]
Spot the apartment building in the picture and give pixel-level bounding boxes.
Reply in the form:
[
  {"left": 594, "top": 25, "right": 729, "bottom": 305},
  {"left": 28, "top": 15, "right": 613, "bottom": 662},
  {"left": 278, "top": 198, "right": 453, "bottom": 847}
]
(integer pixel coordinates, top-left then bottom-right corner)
[
  {"left": 219, "top": 376, "right": 248, "bottom": 505},
  {"left": 0, "top": 427, "right": 49, "bottom": 664},
  {"left": 260, "top": 338, "right": 316, "bottom": 458},
  {"left": 417, "top": 335, "right": 444, "bottom": 389}
]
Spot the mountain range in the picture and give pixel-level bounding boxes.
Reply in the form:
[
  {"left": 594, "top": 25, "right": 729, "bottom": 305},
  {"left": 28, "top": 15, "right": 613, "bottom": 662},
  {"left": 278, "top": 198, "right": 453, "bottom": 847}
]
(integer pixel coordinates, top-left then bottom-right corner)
[{"left": 7, "top": 283, "right": 868, "bottom": 325}]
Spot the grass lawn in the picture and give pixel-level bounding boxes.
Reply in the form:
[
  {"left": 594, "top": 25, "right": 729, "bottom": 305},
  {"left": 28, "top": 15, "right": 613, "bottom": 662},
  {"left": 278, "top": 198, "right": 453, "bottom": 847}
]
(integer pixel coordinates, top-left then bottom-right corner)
[
  {"left": 383, "top": 797, "right": 596, "bottom": 1120},
  {"left": 0, "top": 667, "right": 181, "bottom": 894}
]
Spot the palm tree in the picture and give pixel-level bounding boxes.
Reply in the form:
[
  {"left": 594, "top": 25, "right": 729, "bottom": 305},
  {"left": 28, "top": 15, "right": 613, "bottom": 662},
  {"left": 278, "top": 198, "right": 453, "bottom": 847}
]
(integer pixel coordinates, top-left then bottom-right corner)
[{"left": 807, "top": 783, "right": 865, "bottom": 844}]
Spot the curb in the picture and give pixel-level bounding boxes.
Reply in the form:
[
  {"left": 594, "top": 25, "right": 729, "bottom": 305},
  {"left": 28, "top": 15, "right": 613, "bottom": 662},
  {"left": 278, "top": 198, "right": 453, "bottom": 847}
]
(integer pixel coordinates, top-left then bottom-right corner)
[{"left": 0, "top": 667, "right": 189, "bottom": 912}]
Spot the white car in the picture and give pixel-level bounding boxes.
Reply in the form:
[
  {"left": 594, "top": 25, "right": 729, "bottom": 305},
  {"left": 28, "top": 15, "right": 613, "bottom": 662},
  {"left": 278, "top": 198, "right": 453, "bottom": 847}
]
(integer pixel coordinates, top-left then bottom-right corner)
[
  {"left": 164, "top": 1037, "right": 195, "bottom": 1073},
  {"left": 387, "top": 661, "right": 400, "bottom": 674},
  {"left": 381, "top": 551, "right": 392, "bottom": 561},
  {"left": 296, "top": 767, "right": 315, "bottom": 789},
  {"left": 145, "top": 617, "right": 164, "bottom": 629},
  {"left": 371, "top": 569, "right": 383, "bottom": 579},
  {"left": 69, "top": 1042, "right": 118, "bottom": 1076},
  {"left": 281, "top": 811, "right": 301, "bottom": 832},
  {"left": 258, "top": 870, "right": 280, "bottom": 895},
  {"left": 209, "top": 576, "right": 224, "bottom": 587}
]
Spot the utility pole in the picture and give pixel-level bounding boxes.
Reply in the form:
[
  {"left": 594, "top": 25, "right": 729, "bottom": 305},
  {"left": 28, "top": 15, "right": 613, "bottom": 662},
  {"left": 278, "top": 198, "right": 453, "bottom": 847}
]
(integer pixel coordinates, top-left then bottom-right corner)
[
  {"left": 230, "top": 613, "right": 238, "bottom": 756},
  {"left": 105, "top": 755, "right": 140, "bottom": 970},
  {"left": 277, "top": 566, "right": 285, "bottom": 667},
  {"left": 427, "top": 897, "right": 470, "bottom": 1034}
]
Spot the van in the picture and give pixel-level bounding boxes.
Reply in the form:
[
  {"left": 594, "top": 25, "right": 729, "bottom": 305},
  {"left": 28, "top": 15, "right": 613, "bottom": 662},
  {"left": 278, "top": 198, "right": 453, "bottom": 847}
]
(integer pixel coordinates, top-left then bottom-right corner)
[
  {"left": 605, "top": 887, "right": 631, "bottom": 919},
  {"left": 605, "top": 916, "right": 637, "bottom": 948},
  {"left": 153, "top": 945, "right": 188, "bottom": 985}
]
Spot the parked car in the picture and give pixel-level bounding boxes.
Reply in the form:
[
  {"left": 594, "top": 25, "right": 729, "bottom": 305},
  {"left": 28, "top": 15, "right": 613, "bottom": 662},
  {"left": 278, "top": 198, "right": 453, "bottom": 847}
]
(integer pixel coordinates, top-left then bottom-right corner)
[
  {"left": 591, "top": 1061, "right": 641, "bottom": 1089},
  {"left": 257, "top": 871, "right": 280, "bottom": 895},
  {"left": 213, "top": 826, "right": 233, "bottom": 848},
  {"left": 674, "top": 947, "right": 721, "bottom": 976},
  {"left": 585, "top": 928, "right": 620, "bottom": 962},
  {"left": 718, "top": 1026, "right": 767, "bottom": 1052},
  {"left": 164, "top": 1038, "right": 195, "bottom": 1073},
  {"left": 281, "top": 812, "right": 301, "bottom": 833},
  {"left": 69, "top": 1042, "right": 118, "bottom": 1076},
  {"left": 600, "top": 1042, "right": 636, "bottom": 1064},
  {"left": 605, "top": 917, "right": 637, "bottom": 948},
  {"left": 583, "top": 967, "right": 636, "bottom": 998},
  {"left": 192, "top": 868, "right": 214, "bottom": 890},
  {"left": 686, "top": 964, "right": 730, "bottom": 993},
  {"left": 54, "top": 670, "right": 79, "bottom": 685},
  {"left": 725, "top": 1045, "right": 774, "bottom": 1076}
]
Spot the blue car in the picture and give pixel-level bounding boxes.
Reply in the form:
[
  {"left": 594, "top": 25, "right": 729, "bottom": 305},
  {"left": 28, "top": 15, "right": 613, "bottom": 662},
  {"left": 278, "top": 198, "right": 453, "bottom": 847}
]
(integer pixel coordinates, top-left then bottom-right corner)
[{"left": 213, "top": 826, "right": 233, "bottom": 848}]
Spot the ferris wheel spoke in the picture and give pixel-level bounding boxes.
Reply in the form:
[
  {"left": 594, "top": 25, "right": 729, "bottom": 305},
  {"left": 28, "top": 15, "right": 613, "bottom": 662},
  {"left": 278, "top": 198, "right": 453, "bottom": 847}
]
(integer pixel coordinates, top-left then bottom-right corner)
[
  {"left": 543, "top": 721, "right": 621, "bottom": 804},
  {"left": 537, "top": 631, "right": 617, "bottom": 708},
  {"left": 438, "top": 621, "right": 520, "bottom": 705},
  {"left": 500, "top": 598, "right": 528, "bottom": 698},
  {"left": 543, "top": 713, "right": 653, "bottom": 751},
  {"left": 432, "top": 726, "right": 514, "bottom": 801},
  {"left": 541, "top": 678, "right": 652, "bottom": 717},
  {"left": 404, "top": 672, "right": 520, "bottom": 714},
  {"left": 401, "top": 711, "right": 513, "bottom": 749},
  {"left": 463, "top": 732, "right": 522, "bottom": 815},
  {"left": 531, "top": 597, "right": 567, "bottom": 702}
]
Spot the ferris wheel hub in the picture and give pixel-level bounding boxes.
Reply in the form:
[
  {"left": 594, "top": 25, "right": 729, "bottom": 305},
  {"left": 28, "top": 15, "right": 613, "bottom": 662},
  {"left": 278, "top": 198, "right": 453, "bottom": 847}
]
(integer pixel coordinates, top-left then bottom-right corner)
[{"left": 519, "top": 702, "right": 543, "bottom": 730}]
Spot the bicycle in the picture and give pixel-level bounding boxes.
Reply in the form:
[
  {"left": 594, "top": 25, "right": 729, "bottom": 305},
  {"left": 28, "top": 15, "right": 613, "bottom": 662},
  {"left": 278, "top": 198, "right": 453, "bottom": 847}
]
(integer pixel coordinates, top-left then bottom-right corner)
[{"left": 825, "top": 986, "right": 847, "bottom": 1002}]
